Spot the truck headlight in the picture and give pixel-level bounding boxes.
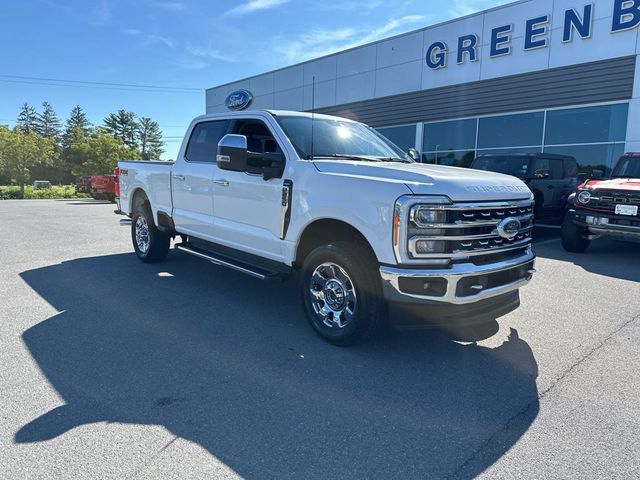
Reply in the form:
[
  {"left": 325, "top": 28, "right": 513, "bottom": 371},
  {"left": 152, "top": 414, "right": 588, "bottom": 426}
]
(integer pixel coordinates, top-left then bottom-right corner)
[
  {"left": 410, "top": 197, "right": 452, "bottom": 227},
  {"left": 576, "top": 190, "right": 591, "bottom": 205}
]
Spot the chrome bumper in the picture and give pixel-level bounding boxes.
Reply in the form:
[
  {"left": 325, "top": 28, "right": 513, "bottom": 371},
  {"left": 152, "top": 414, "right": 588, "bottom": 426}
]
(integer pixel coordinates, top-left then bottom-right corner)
[{"left": 380, "top": 248, "right": 535, "bottom": 305}]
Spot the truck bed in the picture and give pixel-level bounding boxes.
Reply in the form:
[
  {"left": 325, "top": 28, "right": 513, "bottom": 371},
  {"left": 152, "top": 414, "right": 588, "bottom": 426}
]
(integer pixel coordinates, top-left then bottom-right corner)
[{"left": 118, "top": 160, "right": 174, "bottom": 220}]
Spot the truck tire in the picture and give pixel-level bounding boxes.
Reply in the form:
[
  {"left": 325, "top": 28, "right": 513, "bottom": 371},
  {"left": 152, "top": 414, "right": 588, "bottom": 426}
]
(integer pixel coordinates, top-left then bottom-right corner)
[
  {"left": 301, "top": 241, "right": 386, "bottom": 346},
  {"left": 561, "top": 213, "right": 590, "bottom": 253},
  {"left": 131, "top": 204, "right": 170, "bottom": 263}
]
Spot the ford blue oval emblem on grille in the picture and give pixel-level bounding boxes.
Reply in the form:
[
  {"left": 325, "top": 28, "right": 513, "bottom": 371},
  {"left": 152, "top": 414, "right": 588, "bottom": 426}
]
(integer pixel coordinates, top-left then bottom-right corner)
[
  {"left": 225, "top": 90, "right": 253, "bottom": 111},
  {"left": 496, "top": 217, "right": 521, "bottom": 239}
]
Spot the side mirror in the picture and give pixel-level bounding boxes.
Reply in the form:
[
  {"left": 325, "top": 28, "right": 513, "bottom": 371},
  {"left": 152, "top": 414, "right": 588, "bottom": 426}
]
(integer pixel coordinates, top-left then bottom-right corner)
[
  {"left": 261, "top": 153, "right": 285, "bottom": 181},
  {"left": 591, "top": 169, "right": 604, "bottom": 180},
  {"left": 407, "top": 148, "right": 420, "bottom": 162},
  {"left": 217, "top": 134, "right": 248, "bottom": 172}
]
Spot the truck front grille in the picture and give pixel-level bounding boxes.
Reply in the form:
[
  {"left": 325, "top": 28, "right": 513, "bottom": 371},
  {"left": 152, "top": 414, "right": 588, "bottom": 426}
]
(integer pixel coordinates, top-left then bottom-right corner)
[
  {"left": 590, "top": 191, "right": 640, "bottom": 211},
  {"left": 407, "top": 200, "right": 534, "bottom": 264}
]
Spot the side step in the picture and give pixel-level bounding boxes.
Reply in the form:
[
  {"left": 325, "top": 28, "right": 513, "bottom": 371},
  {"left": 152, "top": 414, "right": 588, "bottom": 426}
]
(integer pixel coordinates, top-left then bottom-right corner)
[{"left": 175, "top": 243, "right": 289, "bottom": 282}]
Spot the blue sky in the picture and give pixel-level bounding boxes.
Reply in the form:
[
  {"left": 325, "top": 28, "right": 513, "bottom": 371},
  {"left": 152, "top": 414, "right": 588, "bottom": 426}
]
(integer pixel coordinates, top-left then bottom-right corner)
[{"left": 1, "top": 0, "right": 510, "bottom": 160}]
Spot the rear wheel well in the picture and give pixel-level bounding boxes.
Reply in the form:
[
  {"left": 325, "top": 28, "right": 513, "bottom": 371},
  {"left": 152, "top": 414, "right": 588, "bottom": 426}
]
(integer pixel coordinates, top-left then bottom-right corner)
[
  {"left": 294, "top": 219, "right": 377, "bottom": 268},
  {"left": 131, "top": 188, "right": 149, "bottom": 211}
]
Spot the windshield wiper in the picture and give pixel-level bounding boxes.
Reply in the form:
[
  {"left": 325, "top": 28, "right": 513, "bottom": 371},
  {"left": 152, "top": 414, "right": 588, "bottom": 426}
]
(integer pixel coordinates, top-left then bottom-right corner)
[
  {"left": 377, "top": 157, "right": 413, "bottom": 164},
  {"left": 309, "top": 154, "right": 383, "bottom": 162}
]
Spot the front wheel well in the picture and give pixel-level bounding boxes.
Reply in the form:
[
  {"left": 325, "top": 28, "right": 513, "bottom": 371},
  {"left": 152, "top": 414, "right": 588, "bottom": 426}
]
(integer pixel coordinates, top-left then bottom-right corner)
[{"left": 294, "top": 219, "right": 377, "bottom": 268}]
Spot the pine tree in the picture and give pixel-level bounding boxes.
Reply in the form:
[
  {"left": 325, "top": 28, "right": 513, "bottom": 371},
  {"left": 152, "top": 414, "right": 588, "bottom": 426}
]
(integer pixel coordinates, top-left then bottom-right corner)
[
  {"left": 103, "top": 110, "right": 138, "bottom": 149},
  {"left": 35, "top": 101, "right": 62, "bottom": 140},
  {"left": 16, "top": 103, "right": 38, "bottom": 134},
  {"left": 138, "top": 117, "right": 164, "bottom": 160},
  {"left": 67, "top": 105, "right": 92, "bottom": 135}
]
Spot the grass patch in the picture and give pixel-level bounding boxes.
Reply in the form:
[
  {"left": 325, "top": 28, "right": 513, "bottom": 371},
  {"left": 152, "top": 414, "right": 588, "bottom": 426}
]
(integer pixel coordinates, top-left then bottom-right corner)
[{"left": 0, "top": 185, "right": 90, "bottom": 200}]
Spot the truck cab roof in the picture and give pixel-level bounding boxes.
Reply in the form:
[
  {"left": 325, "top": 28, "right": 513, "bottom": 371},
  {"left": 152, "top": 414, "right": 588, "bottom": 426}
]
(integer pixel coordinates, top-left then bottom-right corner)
[{"left": 190, "top": 109, "right": 360, "bottom": 124}]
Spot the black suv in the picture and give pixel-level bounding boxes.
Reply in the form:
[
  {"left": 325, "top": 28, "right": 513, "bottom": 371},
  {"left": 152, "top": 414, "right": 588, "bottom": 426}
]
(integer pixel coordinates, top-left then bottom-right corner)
[{"left": 471, "top": 153, "right": 578, "bottom": 221}]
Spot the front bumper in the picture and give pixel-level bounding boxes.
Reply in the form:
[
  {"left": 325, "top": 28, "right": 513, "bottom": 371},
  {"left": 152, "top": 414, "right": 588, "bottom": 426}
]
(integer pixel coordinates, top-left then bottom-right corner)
[
  {"left": 571, "top": 210, "right": 640, "bottom": 242},
  {"left": 380, "top": 248, "right": 535, "bottom": 305}
]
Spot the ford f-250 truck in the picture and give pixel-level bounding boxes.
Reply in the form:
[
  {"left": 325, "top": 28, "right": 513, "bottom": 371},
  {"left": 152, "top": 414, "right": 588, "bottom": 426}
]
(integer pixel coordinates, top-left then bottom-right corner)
[
  {"left": 117, "top": 110, "right": 536, "bottom": 345},
  {"left": 562, "top": 153, "right": 640, "bottom": 252}
]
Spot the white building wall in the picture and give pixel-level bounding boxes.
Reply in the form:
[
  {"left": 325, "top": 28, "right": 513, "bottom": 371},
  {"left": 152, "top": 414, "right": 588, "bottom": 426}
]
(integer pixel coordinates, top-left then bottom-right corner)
[
  {"left": 206, "top": 0, "right": 639, "bottom": 151},
  {"left": 626, "top": 28, "right": 640, "bottom": 153}
]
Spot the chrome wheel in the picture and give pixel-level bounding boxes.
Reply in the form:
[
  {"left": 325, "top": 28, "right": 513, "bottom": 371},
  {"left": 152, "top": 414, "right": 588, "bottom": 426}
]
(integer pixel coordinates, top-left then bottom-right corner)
[
  {"left": 309, "top": 262, "right": 357, "bottom": 329},
  {"left": 135, "top": 216, "right": 150, "bottom": 254}
]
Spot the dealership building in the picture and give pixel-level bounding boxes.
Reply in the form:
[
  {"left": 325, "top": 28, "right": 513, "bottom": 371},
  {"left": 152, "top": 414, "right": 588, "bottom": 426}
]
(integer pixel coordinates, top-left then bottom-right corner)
[{"left": 206, "top": 0, "right": 640, "bottom": 173}]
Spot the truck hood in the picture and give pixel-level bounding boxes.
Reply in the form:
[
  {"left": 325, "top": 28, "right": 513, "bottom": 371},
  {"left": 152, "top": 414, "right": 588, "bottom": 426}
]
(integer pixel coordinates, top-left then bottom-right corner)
[
  {"left": 313, "top": 160, "right": 532, "bottom": 202},
  {"left": 583, "top": 178, "right": 640, "bottom": 192}
]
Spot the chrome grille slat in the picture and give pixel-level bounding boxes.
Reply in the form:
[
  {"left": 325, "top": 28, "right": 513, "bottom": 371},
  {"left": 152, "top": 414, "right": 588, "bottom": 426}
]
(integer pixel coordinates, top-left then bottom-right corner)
[{"left": 407, "top": 200, "right": 534, "bottom": 260}]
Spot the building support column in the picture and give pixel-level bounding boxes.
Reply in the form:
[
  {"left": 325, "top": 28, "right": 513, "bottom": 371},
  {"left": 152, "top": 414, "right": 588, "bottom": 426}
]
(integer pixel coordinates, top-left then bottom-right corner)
[{"left": 626, "top": 53, "right": 640, "bottom": 153}]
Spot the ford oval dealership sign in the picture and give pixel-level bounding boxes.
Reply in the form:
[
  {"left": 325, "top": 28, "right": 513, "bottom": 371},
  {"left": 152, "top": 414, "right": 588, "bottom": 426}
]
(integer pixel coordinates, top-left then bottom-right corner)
[{"left": 225, "top": 90, "right": 253, "bottom": 111}]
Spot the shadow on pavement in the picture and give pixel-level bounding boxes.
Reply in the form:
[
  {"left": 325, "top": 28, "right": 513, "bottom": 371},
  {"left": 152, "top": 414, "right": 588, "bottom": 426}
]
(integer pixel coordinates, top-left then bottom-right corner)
[
  {"left": 17, "top": 253, "right": 539, "bottom": 479},
  {"left": 535, "top": 236, "right": 640, "bottom": 282}
]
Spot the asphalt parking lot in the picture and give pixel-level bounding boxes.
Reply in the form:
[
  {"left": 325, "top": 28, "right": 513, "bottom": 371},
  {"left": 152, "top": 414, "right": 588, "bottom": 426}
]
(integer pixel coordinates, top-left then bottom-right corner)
[{"left": 1, "top": 199, "right": 639, "bottom": 479}]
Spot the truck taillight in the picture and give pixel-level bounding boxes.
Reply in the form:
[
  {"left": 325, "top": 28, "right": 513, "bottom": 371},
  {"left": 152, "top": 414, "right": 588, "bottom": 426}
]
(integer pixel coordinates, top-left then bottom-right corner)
[{"left": 114, "top": 167, "right": 120, "bottom": 197}]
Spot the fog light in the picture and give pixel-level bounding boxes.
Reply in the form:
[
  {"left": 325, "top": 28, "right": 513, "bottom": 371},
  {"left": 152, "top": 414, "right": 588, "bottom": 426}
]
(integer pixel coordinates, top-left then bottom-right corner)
[{"left": 414, "top": 239, "right": 446, "bottom": 254}]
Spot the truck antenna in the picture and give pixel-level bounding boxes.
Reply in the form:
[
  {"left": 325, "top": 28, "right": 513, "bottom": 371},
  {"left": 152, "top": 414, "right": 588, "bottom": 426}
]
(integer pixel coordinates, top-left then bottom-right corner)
[{"left": 310, "top": 75, "right": 315, "bottom": 160}]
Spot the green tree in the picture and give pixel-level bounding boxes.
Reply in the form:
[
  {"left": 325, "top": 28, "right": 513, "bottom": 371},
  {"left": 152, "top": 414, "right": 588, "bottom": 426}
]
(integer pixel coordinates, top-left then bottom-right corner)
[
  {"left": 69, "top": 131, "right": 140, "bottom": 176},
  {"left": 103, "top": 110, "right": 138, "bottom": 149},
  {"left": 138, "top": 117, "right": 164, "bottom": 160},
  {"left": 62, "top": 105, "right": 92, "bottom": 147},
  {"left": 0, "top": 128, "right": 54, "bottom": 198},
  {"left": 35, "top": 101, "right": 62, "bottom": 140},
  {"left": 16, "top": 103, "right": 38, "bottom": 134}
]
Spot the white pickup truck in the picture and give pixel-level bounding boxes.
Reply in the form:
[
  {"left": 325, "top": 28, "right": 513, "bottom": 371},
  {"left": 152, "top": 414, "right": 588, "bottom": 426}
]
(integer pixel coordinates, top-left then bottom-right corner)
[{"left": 117, "top": 110, "right": 535, "bottom": 345}]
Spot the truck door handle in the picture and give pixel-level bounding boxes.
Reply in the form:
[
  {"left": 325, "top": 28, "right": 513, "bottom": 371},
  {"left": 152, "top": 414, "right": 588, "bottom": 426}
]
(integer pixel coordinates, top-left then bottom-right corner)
[
  {"left": 546, "top": 185, "right": 554, "bottom": 189},
  {"left": 173, "top": 174, "right": 185, "bottom": 181},
  {"left": 213, "top": 179, "right": 230, "bottom": 187}
]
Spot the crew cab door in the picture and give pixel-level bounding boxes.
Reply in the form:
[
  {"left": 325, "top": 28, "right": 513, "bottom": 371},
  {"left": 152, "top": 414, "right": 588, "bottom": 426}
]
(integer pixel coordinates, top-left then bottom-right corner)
[
  {"left": 171, "top": 120, "right": 230, "bottom": 240},
  {"left": 532, "top": 157, "right": 565, "bottom": 216},
  {"left": 212, "top": 118, "right": 287, "bottom": 262}
]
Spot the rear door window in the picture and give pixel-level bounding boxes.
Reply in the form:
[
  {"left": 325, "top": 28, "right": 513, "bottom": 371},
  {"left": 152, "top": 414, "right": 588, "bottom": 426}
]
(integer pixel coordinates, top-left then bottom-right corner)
[
  {"left": 549, "top": 159, "right": 564, "bottom": 180},
  {"left": 185, "top": 120, "right": 230, "bottom": 163},
  {"left": 563, "top": 158, "right": 577, "bottom": 178}
]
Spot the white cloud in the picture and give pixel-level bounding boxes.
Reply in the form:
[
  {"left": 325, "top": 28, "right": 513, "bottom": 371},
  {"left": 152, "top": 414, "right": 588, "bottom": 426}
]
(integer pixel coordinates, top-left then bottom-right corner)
[
  {"left": 311, "top": 0, "right": 383, "bottom": 14},
  {"left": 142, "top": 34, "right": 175, "bottom": 49},
  {"left": 448, "top": 0, "right": 511, "bottom": 18},
  {"left": 274, "top": 15, "right": 427, "bottom": 63},
  {"left": 122, "top": 28, "right": 141, "bottom": 36},
  {"left": 225, "top": 0, "right": 290, "bottom": 16},
  {"left": 184, "top": 42, "right": 239, "bottom": 64}
]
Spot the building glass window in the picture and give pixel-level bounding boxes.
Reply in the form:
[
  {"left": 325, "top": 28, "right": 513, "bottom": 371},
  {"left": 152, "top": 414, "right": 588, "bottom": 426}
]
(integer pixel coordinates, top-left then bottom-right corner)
[
  {"left": 423, "top": 119, "right": 477, "bottom": 152},
  {"left": 422, "top": 150, "right": 475, "bottom": 168},
  {"left": 544, "top": 143, "right": 626, "bottom": 176},
  {"left": 545, "top": 104, "right": 628, "bottom": 145},
  {"left": 477, "top": 112, "right": 544, "bottom": 149},
  {"left": 376, "top": 124, "right": 416, "bottom": 152},
  {"left": 476, "top": 147, "right": 543, "bottom": 156},
  {"left": 414, "top": 102, "right": 627, "bottom": 173}
]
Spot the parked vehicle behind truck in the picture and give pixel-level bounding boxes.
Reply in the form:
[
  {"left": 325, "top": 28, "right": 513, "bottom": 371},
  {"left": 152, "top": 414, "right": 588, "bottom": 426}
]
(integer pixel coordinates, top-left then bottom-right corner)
[
  {"left": 117, "top": 110, "right": 536, "bottom": 345},
  {"left": 470, "top": 153, "right": 577, "bottom": 223},
  {"left": 89, "top": 174, "right": 117, "bottom": 202},
  {"left": 562, "top": 153, "right": 640, "bottom": 252}
]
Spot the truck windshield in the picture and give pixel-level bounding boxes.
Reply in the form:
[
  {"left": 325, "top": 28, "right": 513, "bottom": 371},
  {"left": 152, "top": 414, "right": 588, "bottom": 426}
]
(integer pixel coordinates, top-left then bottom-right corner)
[
  {"left": 611, "top": 157, "right": 640, "bottom": 178},
  {"left": 275, "top": 115, "right": 412, "bottom": 163},
  {"left": 471, "top": 156, "right": 531, "bottom": 178}
]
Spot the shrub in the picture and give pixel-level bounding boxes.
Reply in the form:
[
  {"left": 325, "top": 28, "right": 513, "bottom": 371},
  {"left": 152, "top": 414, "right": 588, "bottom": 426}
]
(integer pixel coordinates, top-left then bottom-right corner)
[{"left": 0, "top": 185, "right": 89, "bottom": 200}]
